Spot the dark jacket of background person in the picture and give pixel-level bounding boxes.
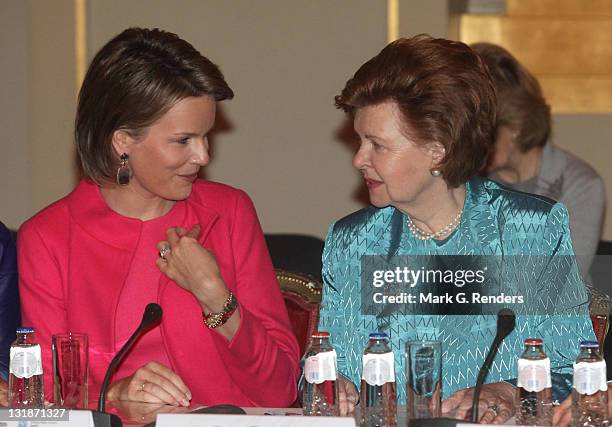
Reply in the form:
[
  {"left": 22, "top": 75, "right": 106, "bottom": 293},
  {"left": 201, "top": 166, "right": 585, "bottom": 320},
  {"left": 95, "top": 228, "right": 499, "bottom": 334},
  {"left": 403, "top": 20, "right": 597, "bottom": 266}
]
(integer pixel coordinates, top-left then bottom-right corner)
[{"left": 0, "top": 222, "right": 20, "bottom": 381}]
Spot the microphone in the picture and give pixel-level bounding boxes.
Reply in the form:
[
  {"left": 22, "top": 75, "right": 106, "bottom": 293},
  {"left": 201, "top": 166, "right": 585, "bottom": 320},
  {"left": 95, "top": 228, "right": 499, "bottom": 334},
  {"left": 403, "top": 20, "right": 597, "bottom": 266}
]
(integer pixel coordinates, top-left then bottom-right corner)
[
  {"left": 92, "top": 303, "right": 163, "bottom": 427},
  {"left": 470, "top": 308, "right": 516, "bottom": 422},
  {"left": 409, "top": 308, "right": 516, "bottom": 427}
]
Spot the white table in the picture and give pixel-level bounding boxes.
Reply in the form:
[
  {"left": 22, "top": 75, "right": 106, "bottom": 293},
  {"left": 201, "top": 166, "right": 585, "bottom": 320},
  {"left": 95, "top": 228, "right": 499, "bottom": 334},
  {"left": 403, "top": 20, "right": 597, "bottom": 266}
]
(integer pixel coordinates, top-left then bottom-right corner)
[{"left": 103, "top": 401, "right": 519, "bottom": 426}]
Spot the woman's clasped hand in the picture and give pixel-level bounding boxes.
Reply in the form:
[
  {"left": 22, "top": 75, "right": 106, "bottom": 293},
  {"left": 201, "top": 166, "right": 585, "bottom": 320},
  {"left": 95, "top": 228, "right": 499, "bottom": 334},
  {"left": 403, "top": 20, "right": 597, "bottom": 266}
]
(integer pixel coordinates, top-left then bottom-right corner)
[{"left": 155, "top": 225, "right": 236, "bottom": 316}]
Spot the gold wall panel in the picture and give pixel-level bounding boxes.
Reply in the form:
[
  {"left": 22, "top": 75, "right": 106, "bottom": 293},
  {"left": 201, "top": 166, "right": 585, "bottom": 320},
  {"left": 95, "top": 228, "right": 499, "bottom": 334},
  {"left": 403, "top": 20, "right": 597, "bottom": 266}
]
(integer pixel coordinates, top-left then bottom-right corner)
[
  {"left": 507, "top": 0, "right": 612, "bottom": 17},
  {"left": 540, "top": 77, "right": 612, "bottom": 113},
  {"left": 387, "top": 0, "right": 399, "bottom": 42},
  {"left": 460, "top": 14, "right": 612, "bottom": 113},
  {"left": 461, "top": 16, "right": 612, "bottom": 75}
]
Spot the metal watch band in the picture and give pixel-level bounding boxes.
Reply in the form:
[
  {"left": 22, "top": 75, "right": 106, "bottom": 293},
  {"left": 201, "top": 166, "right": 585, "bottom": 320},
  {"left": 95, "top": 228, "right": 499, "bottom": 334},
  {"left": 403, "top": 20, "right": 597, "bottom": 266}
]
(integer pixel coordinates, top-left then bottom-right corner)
[{"left": 203, "top": 291, "right": 238, "bottom": 329}]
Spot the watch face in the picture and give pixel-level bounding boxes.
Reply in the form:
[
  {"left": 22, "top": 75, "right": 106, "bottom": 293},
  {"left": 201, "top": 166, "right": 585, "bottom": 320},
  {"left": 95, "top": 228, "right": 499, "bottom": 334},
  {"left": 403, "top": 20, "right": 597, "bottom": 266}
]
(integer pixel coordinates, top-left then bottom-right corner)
[
  {"left": 205, "top": 313, "right": 223, "bottom": 328},
  {"left": 226, "top": 294, "right": 238, "bottom": 311}
]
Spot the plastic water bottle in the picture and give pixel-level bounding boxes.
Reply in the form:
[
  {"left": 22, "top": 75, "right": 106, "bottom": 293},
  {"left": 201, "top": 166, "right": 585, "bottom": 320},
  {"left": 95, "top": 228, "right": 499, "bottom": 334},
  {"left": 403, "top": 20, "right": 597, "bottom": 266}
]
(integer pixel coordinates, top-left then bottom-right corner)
[
  {"left": 302, "top": 331, "right": 339, "bottom": 416},
  {"left": 572, "top": 341, "right": 609, "bottom": 427},
  {"left": 8, "top": 327, "right": 45, "bottom": 407},
  {"left": 516, "top": 338, "right": 553, "bottom": 425},
  {"left": 360, "top": 332, "right": 397, "bottom": 427}
]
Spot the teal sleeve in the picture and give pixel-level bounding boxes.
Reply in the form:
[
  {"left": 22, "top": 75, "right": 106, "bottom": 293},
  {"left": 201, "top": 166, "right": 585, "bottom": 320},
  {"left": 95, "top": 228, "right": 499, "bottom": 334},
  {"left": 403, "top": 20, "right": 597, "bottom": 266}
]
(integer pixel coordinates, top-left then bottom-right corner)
[
  {"left": 535, "top": 203, "right": 595, "bottom": 401},
  {"left": 318, "top": 223, "right": 350, "bottom": 377}
]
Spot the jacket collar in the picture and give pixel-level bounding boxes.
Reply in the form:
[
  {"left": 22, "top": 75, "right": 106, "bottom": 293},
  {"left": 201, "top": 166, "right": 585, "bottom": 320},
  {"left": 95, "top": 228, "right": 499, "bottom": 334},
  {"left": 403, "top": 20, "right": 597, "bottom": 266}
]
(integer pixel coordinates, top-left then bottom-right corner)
[
  {"left": 388, "top": 177, "right": 502, "bottom": 254},
  {"left": 463, "top": 177, "right": 502, "bottom": 253},
  {"left": 67, "top": 180, "right": 220, "bottom": 251}
]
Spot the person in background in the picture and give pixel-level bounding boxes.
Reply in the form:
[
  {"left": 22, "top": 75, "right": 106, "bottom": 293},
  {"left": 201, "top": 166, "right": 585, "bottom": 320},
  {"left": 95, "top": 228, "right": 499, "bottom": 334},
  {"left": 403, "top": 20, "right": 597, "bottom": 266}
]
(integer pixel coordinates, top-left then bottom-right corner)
[
  {"left": 320, "top": 34, "right": 595, "bottom": 424},
  {"left": 472, "top": 42, "right": 605, "bottom": 278},
  {"left": 18, "top": 28, "right": 300, "bottom": 408},
  {"left": 0, "top": 222, "right": 20, "bottom": 406}
]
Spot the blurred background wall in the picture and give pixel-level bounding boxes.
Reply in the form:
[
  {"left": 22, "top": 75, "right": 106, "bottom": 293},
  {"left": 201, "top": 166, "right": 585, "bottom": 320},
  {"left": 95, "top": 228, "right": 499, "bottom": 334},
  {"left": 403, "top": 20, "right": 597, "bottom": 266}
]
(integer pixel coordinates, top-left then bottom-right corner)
[{"left": 1, "top": 0, "right": 610, "bottom": 241}]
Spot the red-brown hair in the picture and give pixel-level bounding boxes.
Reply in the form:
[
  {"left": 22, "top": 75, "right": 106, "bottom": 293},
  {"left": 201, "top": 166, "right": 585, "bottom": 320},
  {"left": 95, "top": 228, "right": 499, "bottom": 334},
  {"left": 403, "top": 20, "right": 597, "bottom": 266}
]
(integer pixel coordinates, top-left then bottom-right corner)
[{"left": 335, "top": 34, "right": 497, "bottom": 188}]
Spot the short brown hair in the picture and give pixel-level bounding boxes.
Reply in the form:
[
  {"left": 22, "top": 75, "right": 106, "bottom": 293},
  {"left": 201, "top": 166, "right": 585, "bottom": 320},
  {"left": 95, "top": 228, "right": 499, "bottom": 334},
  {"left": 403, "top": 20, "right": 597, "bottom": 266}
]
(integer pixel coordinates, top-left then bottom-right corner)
[
  {"left": 335, "top": 34, "right": 496, "bottom": 188},
  {"left": 471, "top": 43, "right": 550, "bottom": 152},
  {"left": 76, "top": 27, "right": 234, "bottom": 184}
]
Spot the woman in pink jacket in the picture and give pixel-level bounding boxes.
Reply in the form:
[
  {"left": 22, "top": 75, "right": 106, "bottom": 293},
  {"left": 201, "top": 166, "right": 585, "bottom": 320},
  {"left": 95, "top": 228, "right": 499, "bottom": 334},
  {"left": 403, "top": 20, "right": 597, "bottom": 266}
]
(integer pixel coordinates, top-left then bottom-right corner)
[{"left": 18, "top": 27, "right": 300, "bottom": 408}]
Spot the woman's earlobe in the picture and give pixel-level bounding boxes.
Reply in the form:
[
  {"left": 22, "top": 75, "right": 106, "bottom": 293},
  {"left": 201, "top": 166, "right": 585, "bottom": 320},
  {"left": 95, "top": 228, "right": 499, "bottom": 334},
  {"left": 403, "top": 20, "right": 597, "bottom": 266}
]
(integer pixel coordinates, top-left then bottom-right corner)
[{"left": 111, "top": 130, "right": 134, "bottom": 155}]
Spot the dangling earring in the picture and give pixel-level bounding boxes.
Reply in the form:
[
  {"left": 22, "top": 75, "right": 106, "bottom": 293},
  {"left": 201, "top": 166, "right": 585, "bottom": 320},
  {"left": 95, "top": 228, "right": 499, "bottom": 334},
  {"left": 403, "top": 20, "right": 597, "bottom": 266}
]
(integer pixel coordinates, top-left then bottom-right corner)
[
  {"left": 430, "top": 168, "right": 442, "bottom": 177},
  {"left": 116, "top": 153, "right": 131, "bottom": 185}
]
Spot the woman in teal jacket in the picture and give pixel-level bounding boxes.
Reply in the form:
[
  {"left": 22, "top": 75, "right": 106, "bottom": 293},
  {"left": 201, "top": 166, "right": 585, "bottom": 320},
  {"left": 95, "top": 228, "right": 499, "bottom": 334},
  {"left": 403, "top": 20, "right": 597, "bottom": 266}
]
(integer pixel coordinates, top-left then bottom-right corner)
[{"left": 321, "top": 35, "right": 594, "bottom": 424}]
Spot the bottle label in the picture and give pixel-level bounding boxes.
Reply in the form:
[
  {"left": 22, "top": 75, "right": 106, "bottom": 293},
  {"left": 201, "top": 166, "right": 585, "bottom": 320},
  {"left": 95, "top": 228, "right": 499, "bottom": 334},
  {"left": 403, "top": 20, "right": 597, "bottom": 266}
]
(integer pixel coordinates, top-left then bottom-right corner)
[
  {"left": 362, "top": 351, "right": 395, "bottom": 386},
  {"left": 304, "top": 350, "right": 337, "bottom": 384},
  {"left": 10, "top": 345, "right": 43, "bottom": 379},
  {"left": 573, "top": 360, "right": 607, "bottom": 395},
  {"left": 517, "top": 357, "right": 552, "bottom": 392}
]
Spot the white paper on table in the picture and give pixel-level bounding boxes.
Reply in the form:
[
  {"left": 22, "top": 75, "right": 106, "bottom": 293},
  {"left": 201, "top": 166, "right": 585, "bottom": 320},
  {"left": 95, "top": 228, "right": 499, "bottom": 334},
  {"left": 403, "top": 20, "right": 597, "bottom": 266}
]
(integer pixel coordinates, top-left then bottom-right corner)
[
  {"left": 156, "top": 413, "right": 356, "bottom": 427},
  {"left": 69, "top": 410, "right": 96, "bottom": 426}
]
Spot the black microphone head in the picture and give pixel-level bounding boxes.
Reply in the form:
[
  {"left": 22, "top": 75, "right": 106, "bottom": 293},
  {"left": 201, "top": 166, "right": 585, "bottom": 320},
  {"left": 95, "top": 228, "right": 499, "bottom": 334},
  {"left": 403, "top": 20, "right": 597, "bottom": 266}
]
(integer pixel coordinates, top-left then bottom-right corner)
[
  {"left": 141, "top": 303, "right": 163, "bottom": 327},
  {"left": 497, "top": 308, "right": 516, "bottom": 339}
]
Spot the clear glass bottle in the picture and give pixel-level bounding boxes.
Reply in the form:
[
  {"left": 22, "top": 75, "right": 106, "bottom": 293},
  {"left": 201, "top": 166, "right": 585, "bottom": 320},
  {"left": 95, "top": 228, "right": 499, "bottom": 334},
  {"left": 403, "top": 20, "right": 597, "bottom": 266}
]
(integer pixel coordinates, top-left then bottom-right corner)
[
  {"left": 572, "top": 341, "right": 609, "bottom": 427},
  {"left": 8, "top": 327, "right": 45, "bottom": 407},
  {"left": 515, "top": 338, "right": 553, "bottom": 426},
  {"left": 302, "top": 331, "right": 339, "bottom": 416},
  {"left": 361, "top": 332, "right": 397, "bottom": 427}
]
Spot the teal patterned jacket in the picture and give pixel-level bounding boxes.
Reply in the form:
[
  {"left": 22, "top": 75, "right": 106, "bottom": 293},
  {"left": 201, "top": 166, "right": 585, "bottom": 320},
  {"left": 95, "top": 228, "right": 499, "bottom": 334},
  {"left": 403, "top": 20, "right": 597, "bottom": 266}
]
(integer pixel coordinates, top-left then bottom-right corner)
[{"left": 319, "top": 177, "right": 595, "bottom": 404}]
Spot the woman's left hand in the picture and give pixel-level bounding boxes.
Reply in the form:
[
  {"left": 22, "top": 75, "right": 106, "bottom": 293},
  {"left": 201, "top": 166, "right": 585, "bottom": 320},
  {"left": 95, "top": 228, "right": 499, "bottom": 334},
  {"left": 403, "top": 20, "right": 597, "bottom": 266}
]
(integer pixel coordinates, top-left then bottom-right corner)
[
  {"left": 442, "top": 382, "right": 516, "bottom": 424},
  {"left": 156, "top": 225, "right": 230, "bottom": 313}
]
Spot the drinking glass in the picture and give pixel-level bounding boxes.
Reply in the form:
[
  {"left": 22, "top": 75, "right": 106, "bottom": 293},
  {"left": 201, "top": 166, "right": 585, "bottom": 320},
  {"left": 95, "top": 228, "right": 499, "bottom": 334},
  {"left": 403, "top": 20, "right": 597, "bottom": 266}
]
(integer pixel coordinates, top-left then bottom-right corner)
[
  {"left": 406, "top": 340, "right": 442, "bottom": 420},
  {"left": 52, "top": 332, "right": 88, "bottom": 408}
]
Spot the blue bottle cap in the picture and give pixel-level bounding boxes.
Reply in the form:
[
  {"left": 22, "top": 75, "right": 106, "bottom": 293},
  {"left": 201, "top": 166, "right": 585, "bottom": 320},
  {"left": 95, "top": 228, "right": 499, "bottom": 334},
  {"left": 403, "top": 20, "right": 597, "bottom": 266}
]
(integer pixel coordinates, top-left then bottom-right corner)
[
  {"left": 369, "top": 332, "right": 388, "bottom": 339},
  {"left": 579, "top": 341, "right": 600, "bottom": 348},
  {"left": 16, "top": 327, "right": 34, "bottom": 334}
]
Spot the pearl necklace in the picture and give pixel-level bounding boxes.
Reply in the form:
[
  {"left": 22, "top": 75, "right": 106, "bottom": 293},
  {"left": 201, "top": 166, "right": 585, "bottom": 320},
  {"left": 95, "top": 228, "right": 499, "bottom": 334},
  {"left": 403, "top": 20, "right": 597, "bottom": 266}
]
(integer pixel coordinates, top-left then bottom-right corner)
[{"left": 406, "top": 209, "right": 463, "bottom": 241}]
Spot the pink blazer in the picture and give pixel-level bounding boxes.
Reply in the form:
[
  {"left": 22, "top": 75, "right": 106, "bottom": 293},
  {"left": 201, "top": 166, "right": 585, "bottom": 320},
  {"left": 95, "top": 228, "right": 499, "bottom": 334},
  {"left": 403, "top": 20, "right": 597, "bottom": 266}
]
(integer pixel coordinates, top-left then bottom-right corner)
[{"left": 18, "top": 179, "right": 300, "bottom": 407}]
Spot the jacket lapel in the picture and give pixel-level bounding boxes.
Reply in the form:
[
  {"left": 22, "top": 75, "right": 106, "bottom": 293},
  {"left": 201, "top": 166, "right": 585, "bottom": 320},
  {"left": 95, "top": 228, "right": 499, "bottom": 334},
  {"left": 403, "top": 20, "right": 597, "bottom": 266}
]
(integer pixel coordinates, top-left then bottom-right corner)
[{"left": 465, "top": 178, "right": 502, "bottom": 255}]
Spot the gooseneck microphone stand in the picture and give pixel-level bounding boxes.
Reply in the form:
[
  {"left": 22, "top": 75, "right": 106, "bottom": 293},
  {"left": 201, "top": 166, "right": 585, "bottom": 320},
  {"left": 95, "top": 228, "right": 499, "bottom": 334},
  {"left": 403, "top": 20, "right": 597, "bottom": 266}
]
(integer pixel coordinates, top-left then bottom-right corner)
[
  {"left": 409, "top": 308, "right": 516, "bottom": 427},
  {"left": 470, "top": 308, "right": 516, "bottom": 422},
  {"left": 92, "top": 303, "right": 163, "bottom": 427}
]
